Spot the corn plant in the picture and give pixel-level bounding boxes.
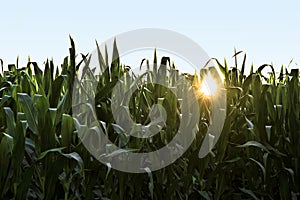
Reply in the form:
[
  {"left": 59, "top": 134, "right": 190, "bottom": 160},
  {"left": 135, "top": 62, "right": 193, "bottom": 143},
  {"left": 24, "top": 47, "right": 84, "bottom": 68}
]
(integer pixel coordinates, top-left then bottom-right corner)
[{"left": 0, "top": 38, "right": 299, "bottom": 199}]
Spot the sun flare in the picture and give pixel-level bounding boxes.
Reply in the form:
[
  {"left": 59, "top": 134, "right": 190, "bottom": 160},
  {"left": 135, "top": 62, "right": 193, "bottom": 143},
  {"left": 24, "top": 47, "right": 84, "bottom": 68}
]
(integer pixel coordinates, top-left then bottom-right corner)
[{"left": 199, "top": 73, "right": 219, "bottom": 97}]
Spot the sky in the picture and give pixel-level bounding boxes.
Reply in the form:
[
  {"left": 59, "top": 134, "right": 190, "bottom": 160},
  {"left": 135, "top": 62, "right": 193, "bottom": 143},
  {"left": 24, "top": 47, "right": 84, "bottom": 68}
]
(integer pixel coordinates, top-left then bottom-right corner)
[{"left": 0, "top": 0, "right": 299, "bottom": 73}]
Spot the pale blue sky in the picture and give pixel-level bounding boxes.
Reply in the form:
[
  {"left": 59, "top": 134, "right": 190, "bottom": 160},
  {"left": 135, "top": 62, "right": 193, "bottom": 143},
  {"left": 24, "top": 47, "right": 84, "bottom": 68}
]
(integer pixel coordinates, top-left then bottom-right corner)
[{"left": 0, "top": 0, "right": 299, "bottom": 72}]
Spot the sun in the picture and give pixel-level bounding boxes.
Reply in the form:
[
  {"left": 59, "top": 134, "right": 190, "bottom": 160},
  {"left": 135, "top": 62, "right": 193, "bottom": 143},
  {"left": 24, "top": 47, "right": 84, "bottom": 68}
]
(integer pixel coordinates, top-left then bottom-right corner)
[{"left": 199, "top": 73, "right": 219, "bottom": 97}]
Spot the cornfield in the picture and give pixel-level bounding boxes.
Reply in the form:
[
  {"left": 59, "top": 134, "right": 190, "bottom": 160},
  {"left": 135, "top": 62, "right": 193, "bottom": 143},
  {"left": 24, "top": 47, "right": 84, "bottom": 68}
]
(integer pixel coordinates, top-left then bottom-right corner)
[{"left": 0, "top": 38, "right": 299, "bottom": 199}]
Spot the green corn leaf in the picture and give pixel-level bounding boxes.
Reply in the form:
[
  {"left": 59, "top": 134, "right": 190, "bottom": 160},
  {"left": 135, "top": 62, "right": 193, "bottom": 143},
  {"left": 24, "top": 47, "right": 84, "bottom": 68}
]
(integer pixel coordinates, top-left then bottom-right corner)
[
  {"left": 38, "top": 147, "right": 66, "bottom": 160},
  {"left": 18, "top": 93, "right": 38, "bottom": 135},
  {"left": 237, "top": 141, "right": 269, "bottom": 152},
  {"left": 4, "top": 107, "right": 16, "bottom": 137},
  {"left": 61, "top": 114, "right": 73, "bottom": 149}
]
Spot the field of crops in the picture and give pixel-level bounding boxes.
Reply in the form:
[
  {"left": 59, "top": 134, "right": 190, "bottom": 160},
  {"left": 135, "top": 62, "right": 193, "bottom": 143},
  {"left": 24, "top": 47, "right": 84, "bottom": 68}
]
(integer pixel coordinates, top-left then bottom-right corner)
[{"left": 0, "top": 38, "right": 299, "bottom": 199}]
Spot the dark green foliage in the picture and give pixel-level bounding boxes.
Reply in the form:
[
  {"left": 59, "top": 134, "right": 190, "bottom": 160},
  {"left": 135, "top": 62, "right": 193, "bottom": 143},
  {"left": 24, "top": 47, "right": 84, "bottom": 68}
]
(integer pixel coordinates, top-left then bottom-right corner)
[{"left": 0, "top": 40, "right": 299, "bottom": 199}]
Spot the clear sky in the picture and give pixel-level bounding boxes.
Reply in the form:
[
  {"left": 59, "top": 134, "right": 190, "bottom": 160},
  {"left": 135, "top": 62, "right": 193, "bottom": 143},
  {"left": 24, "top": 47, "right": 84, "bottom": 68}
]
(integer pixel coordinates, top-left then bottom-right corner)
[{"left": 0, "top": 0, "right": 299, "bottom": 73}]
